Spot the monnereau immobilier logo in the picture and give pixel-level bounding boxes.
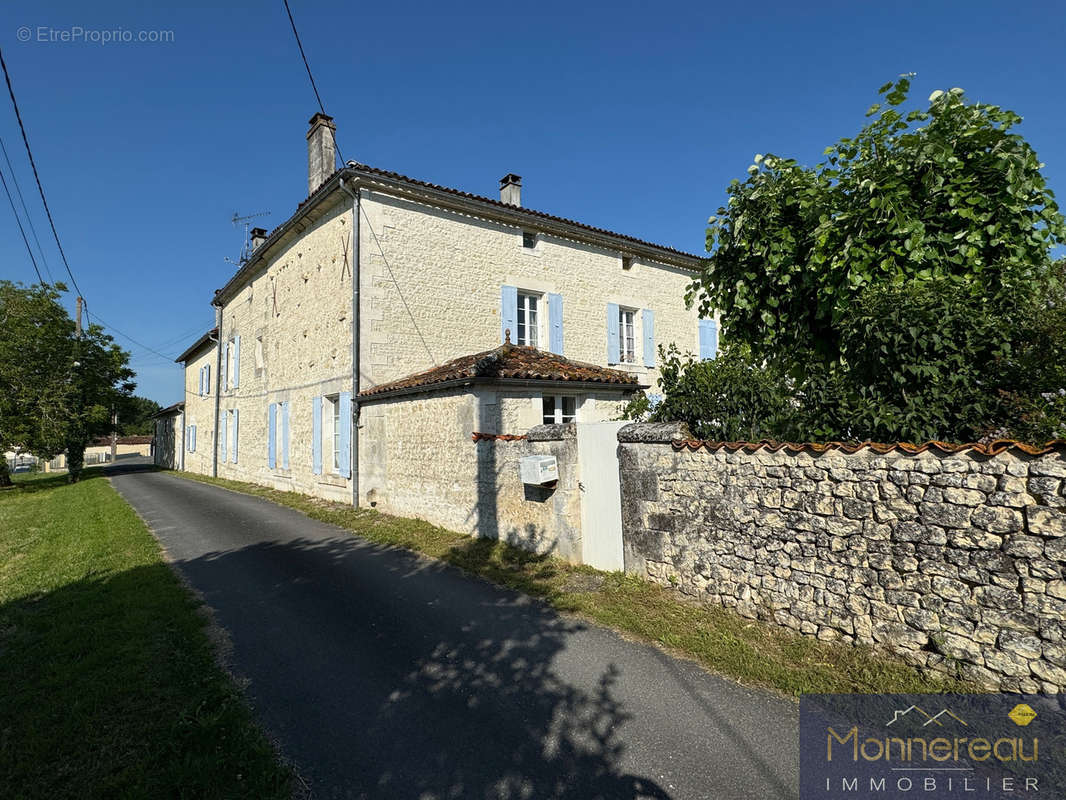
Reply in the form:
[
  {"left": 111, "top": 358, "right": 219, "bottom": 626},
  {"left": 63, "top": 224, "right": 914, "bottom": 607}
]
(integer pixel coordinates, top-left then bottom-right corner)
[{"left": 800, "top": 694, "right": 1065, "bottom": 799}]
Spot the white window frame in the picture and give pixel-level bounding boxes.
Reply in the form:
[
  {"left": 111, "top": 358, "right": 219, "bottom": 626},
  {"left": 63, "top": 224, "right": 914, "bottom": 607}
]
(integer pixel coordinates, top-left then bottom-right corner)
[
  {"left": 619, "top": 307, "right": 637, "bottom": 364},
  {"left": 516, "top": 292, "right": 541, "bottom": 348},
  {"left": 542, "top": 395, "right": 577, "bottom": 425},
  {"left": 323, "top": 394, "right": 341, "bottom": 474}
]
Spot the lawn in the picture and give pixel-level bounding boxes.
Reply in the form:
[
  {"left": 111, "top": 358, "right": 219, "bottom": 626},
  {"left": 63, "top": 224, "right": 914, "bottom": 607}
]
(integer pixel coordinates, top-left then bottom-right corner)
[
  {"left": 0, "top": 470, "right": 291, "bottom": 799},
  {"left": 175, "top": 470, "right": 975, "bottom": 698}
]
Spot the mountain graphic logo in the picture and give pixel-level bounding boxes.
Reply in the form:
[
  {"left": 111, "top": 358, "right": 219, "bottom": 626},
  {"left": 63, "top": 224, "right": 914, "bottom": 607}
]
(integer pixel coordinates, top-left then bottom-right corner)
[{"left": 885, "top": 705, "right": 969, "bottom": 727}]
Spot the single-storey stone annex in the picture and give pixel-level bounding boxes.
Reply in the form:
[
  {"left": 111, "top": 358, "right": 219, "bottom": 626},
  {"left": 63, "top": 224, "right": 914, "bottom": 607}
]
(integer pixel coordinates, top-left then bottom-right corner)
[{"left": 164, "top": 113, "right": 715, "bottom": 547}]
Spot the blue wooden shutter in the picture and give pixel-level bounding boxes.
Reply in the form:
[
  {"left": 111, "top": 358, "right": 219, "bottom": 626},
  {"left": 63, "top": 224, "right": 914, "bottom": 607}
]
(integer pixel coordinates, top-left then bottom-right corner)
[
  {"left": 233, "top": 335, "right": 240, "bottom": 388},
  {"left": 231, "top": 409, "right": 239, "bottom": 463},
  {"left": 642, "top": 309, "right": 655, "bottom": 367},
  {"left": 311, "top": 396, "right": 322, "bottom": 475},
  {"left": 606, "top": 303, "right": 620, "bottom": 364},
  {"left": 280, "top": 402, "right": 290, "bottom": 469},
  {"left": 198, "top": 367, "right": 204, "bottom": 397},
  {"left": 338, "top": 392, "right": 352, "bottom": 479},
  {"left": 699, "top": 319, "right": 718, "bottom": 360},
  {"left": 220, "top": 410, "right": 227, "bottom": 462},
  {"left": 548, "top": 293, "right": 564, "bottom": 355},
  {"left": 500, "top": 285, "right": 518, "bottom": 344},
  {"left": 268, "top": 403, "right": 277, "bottom": 469}
]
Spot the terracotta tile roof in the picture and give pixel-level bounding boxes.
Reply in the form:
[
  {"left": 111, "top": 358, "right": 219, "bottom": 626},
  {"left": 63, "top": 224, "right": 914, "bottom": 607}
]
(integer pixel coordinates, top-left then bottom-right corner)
[
  {"left": 216, "top": 162, "right": 702, "bottom": 304},
  {"left": 90, "top": 435, "right": 154, "bottom": 446},
  {"left": 151, "top": 402, "right": 185, "bottom": 418},
  {"left": 359, "top": 341, "right": 643, "bottom": 399},
  {"left": 348, "top": 163, "right": 702, "bottom": 262},
  {"left": 175, "top": 328, "right": 218, "bottom": 363},
  {"left": 670, "top": 439, "right": 1066, "bottom": 457}
]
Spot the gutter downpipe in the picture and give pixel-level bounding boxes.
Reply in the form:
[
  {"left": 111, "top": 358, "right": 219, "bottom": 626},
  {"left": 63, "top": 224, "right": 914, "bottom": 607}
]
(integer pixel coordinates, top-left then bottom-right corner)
[
  {"left": 340, "top": 175, "right": 361, "bottom": 507},
  {"left": 179, "top": 408, "right": 185, "bottom": 471},
  {"left": 210, "top": 305, "right": 222, "bottom": 478}
]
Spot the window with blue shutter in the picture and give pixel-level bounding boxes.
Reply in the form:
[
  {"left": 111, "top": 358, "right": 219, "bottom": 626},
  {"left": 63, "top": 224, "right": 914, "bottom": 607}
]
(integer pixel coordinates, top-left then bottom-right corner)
[
  {"left": 220, "top": 410, "right": 227, "bottom": 462},
  {"left": 338, "top": 392, "right": 352, "bottom": 479},
  {"left": 231, "top": 409, "right": 239, "bottom": 463},
  {"left": 642, "top": 309, "right": 655, "bottom": 367},
  {"left": 280, "top": 402, "right": 290, "bottom": 469},
  {"left": 190, "top": 425, "right": 197, "bottom": 452},
  {"left": 606, "top": 303, "right": 620, "bottom": 364},
  {"left": 205, "top": 364, "right": 211, "bottom": 396},
  {"left": 233, "top": 335, "right": 240, "bottom": 388},
  {"left": 312, "top": 396, "right": 322, "bottom": 475},
  {"left": 268, "top": 403, "right": 277, "bottom": 469},
  {"left": 198, "top": 367, "right": 204, "bottom": 397},
  {"left": 699, "top": 319, "right": 718, "bottom": 360},
  {"left": 500, "top": 285, "right": 518, "bottom": 344},
  {"left": 548, "top": 293, "right": 564, "bottom": 355}
]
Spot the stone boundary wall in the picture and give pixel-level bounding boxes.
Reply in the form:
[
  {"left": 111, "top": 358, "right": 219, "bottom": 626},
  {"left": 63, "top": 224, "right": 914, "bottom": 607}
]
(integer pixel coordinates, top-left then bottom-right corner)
[{"left": 617, "top": 423, "right": 1066, "bottom": 692}]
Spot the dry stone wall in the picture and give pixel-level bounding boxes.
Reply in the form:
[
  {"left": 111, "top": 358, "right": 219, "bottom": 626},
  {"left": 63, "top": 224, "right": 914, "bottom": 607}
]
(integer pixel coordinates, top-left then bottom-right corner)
[{"left": 618, "top": 423, "right": 1066, "bottom": 692}]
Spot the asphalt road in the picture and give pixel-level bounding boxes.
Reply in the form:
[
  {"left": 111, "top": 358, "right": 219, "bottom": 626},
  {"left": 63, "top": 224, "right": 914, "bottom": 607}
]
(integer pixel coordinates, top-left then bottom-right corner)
[{"left": 109, "top": 466, "right": 799, "bottom": 800}]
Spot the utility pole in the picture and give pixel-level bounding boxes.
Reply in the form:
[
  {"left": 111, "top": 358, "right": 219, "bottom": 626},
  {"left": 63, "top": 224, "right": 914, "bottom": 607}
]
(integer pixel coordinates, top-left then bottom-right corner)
[
  {"left": 75, "top": 296, "right": 83, "bottom": 336},
  {"left": 110, "top": 409, "right": 118, "bottom": 464}
]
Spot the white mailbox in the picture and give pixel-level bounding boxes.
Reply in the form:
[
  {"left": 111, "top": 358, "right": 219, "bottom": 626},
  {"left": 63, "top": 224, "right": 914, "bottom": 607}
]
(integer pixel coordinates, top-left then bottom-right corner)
[{"left": 519, "top": 455, "right": 559, "bottom": 485}]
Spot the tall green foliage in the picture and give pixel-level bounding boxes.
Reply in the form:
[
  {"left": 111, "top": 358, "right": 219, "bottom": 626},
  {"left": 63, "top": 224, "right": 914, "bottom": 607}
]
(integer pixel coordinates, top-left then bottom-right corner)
[
  {"left": 0, "top": 281, "right": 134, "bottom": 483},
  {"left": 681, "top": 77, "right": 1066, "bottom": 444}
]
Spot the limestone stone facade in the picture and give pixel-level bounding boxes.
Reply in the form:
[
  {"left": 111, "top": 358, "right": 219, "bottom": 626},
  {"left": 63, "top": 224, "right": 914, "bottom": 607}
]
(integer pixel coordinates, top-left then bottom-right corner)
[
  {"left": 173, "top": 115, "right": 707, "bottom": 519},
  {"left": 617, "top": 424, "right": 1066, "bottom": 692}
]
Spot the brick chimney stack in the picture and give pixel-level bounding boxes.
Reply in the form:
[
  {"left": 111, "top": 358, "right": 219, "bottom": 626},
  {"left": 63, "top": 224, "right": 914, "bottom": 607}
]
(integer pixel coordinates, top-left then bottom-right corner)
[{"left": 307, "top": 112, "right": 337, "bottom": 195}]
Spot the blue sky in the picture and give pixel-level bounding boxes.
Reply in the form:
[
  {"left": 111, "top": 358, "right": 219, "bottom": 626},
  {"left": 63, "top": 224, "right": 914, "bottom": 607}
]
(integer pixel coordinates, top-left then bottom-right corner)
[{"left": 1, "top": 0, "right": 1063, "bottom": 404}]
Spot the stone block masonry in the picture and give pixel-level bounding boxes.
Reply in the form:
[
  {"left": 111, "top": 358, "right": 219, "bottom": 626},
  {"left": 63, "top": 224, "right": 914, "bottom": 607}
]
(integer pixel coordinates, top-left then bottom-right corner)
[{"left": 617, "top": 423, "right": 1066, "bottom": 692}]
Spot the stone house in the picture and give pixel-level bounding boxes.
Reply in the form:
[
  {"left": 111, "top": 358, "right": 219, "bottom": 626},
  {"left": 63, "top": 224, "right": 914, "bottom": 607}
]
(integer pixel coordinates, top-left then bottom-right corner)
[
  {"left": 152, "top": 402, "right": 185, "bottom": 470},
  {"left": 170, "top": 114, "right": 713, "bottom": 551}
]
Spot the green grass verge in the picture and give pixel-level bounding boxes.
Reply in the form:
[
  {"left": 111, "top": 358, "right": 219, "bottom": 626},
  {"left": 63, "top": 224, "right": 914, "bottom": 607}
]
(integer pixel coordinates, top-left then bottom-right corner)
[
  {"left": 0, "top": 470, "right": 291, "bottom": 799},
  {"left": 172, "top": 470, "right": 974, "bottom": 698}
]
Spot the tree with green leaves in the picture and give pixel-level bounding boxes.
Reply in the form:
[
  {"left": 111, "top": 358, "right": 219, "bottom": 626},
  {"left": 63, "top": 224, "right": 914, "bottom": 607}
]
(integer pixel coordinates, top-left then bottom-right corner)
[
  {"left": 0, "top": 281, "right": 134, "bottom": 484},
  {"left": 684, "top": 76, "right": 1066, "bottom": 443},
  {"left": 116, "top": 395, "right": 162, "bottom": 436}
]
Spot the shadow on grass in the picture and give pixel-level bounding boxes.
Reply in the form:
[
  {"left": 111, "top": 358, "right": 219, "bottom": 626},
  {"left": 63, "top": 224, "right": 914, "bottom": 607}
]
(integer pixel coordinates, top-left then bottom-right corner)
[
  {"left": 0, "top": 564, "right": 289, "bottom": 799},
  {"left": 168, "top": 530, "right": 681, "bottom": 799}
]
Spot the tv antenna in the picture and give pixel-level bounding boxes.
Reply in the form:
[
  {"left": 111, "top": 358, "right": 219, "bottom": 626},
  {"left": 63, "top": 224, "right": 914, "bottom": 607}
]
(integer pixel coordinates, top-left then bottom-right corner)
[{"left": 225, "top": 210, "right": 272, "bottom": 266}]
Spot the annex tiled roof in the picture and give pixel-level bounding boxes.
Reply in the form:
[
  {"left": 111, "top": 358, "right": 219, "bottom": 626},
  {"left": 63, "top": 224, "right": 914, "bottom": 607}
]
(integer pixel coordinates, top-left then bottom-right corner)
[
  {"left": 359, "top": 341, "right": 644, "bottom": 399},
  {"left": 174, "top": 329, "right": 218, "bottom": 364},
  {"left": 670, "top": 439, "right": 1066, "bottom": 457}
]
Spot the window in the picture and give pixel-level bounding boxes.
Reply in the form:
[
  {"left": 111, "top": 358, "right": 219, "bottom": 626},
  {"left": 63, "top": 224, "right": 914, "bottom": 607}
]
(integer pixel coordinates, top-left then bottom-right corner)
[
  {"left": 254, "top": 335, "right": 264, "bottom": 372},
  {"left": 619, "top": 307, "right": 636, "bottom": 363},
  {"left": 621, "top": 255, "right": 633, "bottom": 270},
  {"left": 226, "top": 335, "right": 241, "bottom": 389},
  {"left": 322, "top": 394, "right": 341, "bottom": 473},
  {"left": 517, "top": 292, "right": 540, "bottom": 347},
  {"left": 522, "top": 231, "right": 537, "bottom": 249},
  {"left": 542, "top": 395, "right": 576, "bottom": 425}
]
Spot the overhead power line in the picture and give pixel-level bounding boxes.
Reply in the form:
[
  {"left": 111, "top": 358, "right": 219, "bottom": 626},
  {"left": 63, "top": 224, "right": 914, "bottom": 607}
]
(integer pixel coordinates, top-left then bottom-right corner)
[
  {"left": 0, "top": 159, "right": 43, "bottom": 283},
  {"left": 0, "top": 135, "right": 53, "bottom": 282},
  {"left": 0, "top": 44, "right": 84, "bottom": 298},
  {"left": 86, "top": 311, "right": 180, "bottom": 364},
  {"left": 282, "top": 0, "right": 344, "bottom": 165}
]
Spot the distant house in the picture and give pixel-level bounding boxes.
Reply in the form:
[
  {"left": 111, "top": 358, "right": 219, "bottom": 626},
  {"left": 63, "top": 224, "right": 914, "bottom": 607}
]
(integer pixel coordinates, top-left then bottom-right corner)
[
  {"left": 168, "top": 112, "right": 717, "bottom": 540},
  {"left": 43, "top": 435, "right": 154, "bottom": 472},
  {"left": 152, "top": 402, "right": 185, "bottom": 470}
]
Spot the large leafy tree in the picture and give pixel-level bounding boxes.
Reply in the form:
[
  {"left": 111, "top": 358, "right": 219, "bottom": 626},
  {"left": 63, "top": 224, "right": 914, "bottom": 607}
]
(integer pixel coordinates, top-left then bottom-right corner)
[
  {"left": 0, "top": 281, "right": 134, "bottom": 484},
  {"left": 685, "top": 77, "right": 1066, "bottom": 443},
  {"left": 116, "top": 395, "right": 162, "bottom": 436}
]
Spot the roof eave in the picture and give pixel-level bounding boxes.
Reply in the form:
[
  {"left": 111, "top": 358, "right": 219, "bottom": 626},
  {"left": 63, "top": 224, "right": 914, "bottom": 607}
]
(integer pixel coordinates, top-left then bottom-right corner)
[
  {"left": 213, "top": 165, "right": 705, "bottom": 305},
  {"left": 359, "top": 375, "right": 646, "bottom": 402}
]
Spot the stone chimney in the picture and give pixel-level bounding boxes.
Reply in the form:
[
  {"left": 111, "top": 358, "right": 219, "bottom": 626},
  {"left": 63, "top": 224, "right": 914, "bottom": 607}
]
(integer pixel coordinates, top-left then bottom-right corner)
[
  {"left": 499, "top": 173, "right": 522, "bottom": 206},
  {"left": 249, "top": 227, "right": 267, "bottom": 251},
  {"left": 307, "top": 112, "right": 337, "bottom": 195}
]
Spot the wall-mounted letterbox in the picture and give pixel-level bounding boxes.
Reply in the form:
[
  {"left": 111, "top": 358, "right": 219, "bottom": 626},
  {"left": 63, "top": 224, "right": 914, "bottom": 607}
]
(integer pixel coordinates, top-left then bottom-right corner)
[{"left": 519, "top": 455, "right": 558, "bottom": 485}]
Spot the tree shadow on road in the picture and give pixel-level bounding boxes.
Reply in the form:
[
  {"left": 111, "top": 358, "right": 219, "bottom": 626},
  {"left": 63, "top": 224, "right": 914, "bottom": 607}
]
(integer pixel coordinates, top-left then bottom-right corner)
[{"left": 181, "top": 534, "right": 674, "bottom": 800}]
